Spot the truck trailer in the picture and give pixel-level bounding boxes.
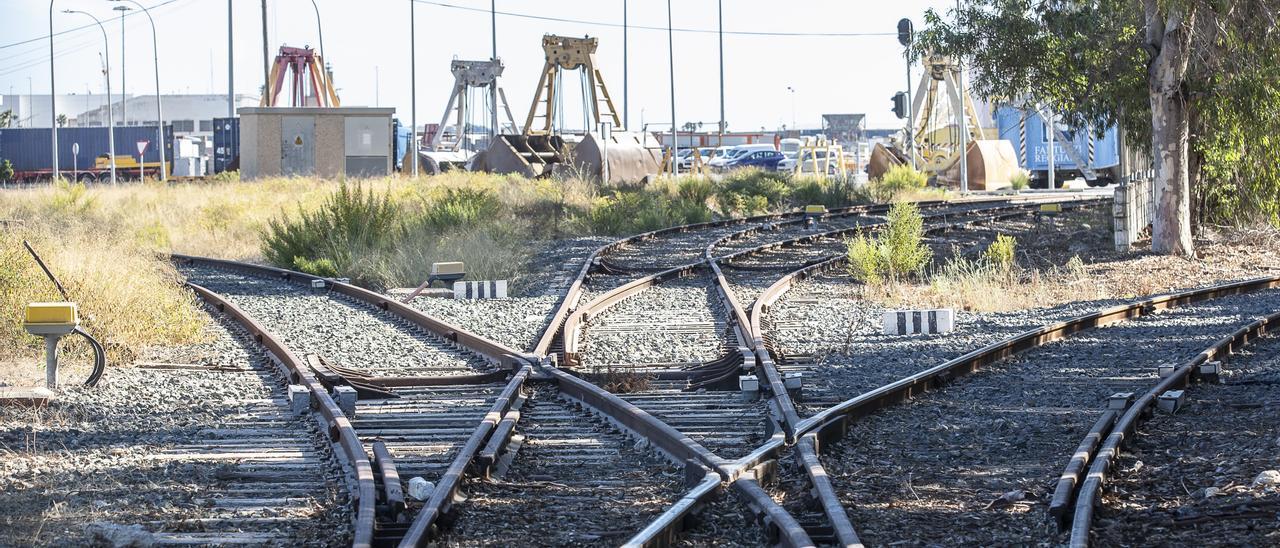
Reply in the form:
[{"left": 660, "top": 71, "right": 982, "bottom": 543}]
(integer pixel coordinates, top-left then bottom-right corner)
[
  {"left": 0, "top": 125, "right": 175, "bottom": 183},
  {"left": 994, "top": 106, "right": 1120, "bottom": 188}
]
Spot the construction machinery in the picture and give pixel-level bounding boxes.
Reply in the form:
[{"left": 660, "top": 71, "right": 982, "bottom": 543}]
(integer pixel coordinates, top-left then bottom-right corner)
[
  {"left": 261, "top": 46, "right": 339, "bottom": 108},
  {"left": 871, "top": 53, "right": 1017, "bottom": 190},
  {"left": 413, "top": 59, "right": 517, "bottom": 175},
  {"left": 475, "top": 35, "right": 661, "bottom": 183}
]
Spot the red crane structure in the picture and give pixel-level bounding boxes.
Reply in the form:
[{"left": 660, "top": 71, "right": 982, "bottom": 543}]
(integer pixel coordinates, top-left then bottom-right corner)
[{"left": 260, "top": 45, "right": 340, "bottom": 107}]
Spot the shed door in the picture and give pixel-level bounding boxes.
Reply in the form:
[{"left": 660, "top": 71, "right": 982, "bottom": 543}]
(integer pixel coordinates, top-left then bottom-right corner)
[{"left": 281, "top": 116, "right": 315, "bottom": 176}]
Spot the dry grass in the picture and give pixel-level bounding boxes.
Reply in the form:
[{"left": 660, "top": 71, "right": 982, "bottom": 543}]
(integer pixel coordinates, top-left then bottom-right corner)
[{"left": 865, "top": 255, "right": 1104, "bottom": 312}]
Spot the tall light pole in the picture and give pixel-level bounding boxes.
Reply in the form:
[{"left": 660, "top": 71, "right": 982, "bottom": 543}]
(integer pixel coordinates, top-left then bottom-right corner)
[
  {"left": 261, "top": 0, "right": 270, "bottom": 103},
  {"left": 786, "top": 86, "right": 796, "bottom": 131},
  {"left": 111, "top": 0, "right": 168, "bottom": 181},
  {"left": 113, "top": 5, "right": 129, "bottom": 125},
  {"left": 307, "top": 0, "right": 326, "bottom": 72},
  {"left": 955, "top": 0, "right": 968, "bottom": 193},
  {"left": 666, "top": 0, "right": 677, "bottom": 176},
  {"left": 65, "top": 9, "right": 116, "bottom": 185},
  {"left": 409, "top": 0, "right": 418, "bottom": 177},
  {"left": 228, "top": 0, "right": 234, "bottom": 117},
  {"left": 717, "top": 0, "right": 724, "bottom": 147},
  {"left": 622, "top": 0, "right": 628, "bottom": 130},
  {"left": 49, "top": 1, "right": 59, "bottom": 180},
  {"left": 489, "top": 0, "right": 498, "bottom": 137}
]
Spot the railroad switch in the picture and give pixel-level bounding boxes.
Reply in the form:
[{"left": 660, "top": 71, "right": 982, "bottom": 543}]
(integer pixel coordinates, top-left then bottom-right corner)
[
  {"left": 1107, "top": 392, "right": 1135, "bottom": 410},
  {"left": 1156, "top": 389, "right": 1187, "bottom": 414},
  {"left": 22, "top": 302, "right": 79, "bottom": 389},
  {"left": 1196, "top": 361, "right": 1223, "bottom": 383}
]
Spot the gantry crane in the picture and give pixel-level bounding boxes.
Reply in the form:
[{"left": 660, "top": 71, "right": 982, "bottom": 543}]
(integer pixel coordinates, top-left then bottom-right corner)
[
  {"left": 523, "top": 35, "right": 622, "bottom": 134},
  {"left": 260, "top": 45, "right": 339, "bottom": 108}
]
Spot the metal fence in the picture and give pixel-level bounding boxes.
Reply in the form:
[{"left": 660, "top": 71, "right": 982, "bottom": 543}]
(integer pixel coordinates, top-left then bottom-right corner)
[{"left": 1113, "top": 175, "right": 1155, "bottom": 252}]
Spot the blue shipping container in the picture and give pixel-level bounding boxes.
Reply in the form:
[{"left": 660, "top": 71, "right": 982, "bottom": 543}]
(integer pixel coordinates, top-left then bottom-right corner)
[
  {"left": 212, "top": 117, "right": 240, "bottom": 174},
  {"left": 994, "top": 106, "right": 1119, "bottom": 181},
  {"left": 0, "top": 125, "right": 175, "bottom": 173},
  {"left": 393, "top": 119, "right": 412, "bottom": 171}
]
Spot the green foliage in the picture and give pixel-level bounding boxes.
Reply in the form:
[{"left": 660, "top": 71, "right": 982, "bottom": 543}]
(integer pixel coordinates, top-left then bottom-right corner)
[
  {"left": 845, "top": 202, "right": 932, "bottom": 284},
  {"left": 717, "top": 169, "right": 791, "bottom": 215},
  {"left": 871, "top": 165, "right": 927, "bottom": 202},
  {"left": 0, "top": 159, "right": 13, "bottom": 182},
  {"left": 416, "top": 187, "right": 500, "bottom": 231},
  {"left": 292, "top": 256, "right": 339, "bottom": 278},
  {"left": 261, "top": 182, "right": 400, "bottom": 284},
  {"left": 676, "top": 177, "right": 715, "bottom": 205},
  {"left": 50, "top": 179, "right": 96, "bottom": 213},
  {"left": 984, "top": 234, "right": 1017, "bottom": 273},
  {"left": 1009, "top": 171, "right": 1029, "bottom": 191},
  {"left": 579, "top": 190, "right": 710, "bottom": 235}
]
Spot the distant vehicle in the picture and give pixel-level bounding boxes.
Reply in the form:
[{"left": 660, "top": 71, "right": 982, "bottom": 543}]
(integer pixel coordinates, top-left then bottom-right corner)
[
  {"left": 718, "top": 150, "right": 785, "bottom": 172},
  {"left": 677, "top": 147, "right": 717, "bottom": 170},
  {"left": 778, "top": 138, "right": 802, "bottom": 157},
  {"left": 708, "top": 144, "right": 776, "bottom": 168},
  {"left": 0, "top": 125, "right": 175, "bottom": 183},
  {"left": 994, "top": 106, "right": 1121, "bottom": 188},
  {"left": 703, "top": 146, "right": 736, "bottom": 166}
]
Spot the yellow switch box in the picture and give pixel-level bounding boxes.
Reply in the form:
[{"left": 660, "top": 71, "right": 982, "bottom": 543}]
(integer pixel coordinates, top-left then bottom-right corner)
[
  {"left": 431, "top": 262, "right": 465, "bottom": 276},
  {"left": 1040, "top": 203, "right": 1063, "bottom": 213},
  {"left": 25, "top": 302, "right": 79, "bottom": 325},
  {"left": 804, "top": 205, "right": 828, "bottom": 215}
]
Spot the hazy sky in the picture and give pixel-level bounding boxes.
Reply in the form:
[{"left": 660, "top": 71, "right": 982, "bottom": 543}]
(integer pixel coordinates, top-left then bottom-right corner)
[{"left": 1, "top": 0, "right": 959, "bottom": 131}]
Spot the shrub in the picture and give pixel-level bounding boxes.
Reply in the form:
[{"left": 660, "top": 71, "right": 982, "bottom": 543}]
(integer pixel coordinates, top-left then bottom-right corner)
[
  {"left": 415, "top": 187, "right": 501, "bottom": 231},
  {"left": 0, "top": 159, "right": 13, "bottom": 182},
  {"left": 984, "top": 234, "right": 1017, "bottom": 274},
  {"left": 292, "top": 256, "right": 340, "bottom": 277},
  {"left": 676, "top": 176, "right": 715, "bottom": 205},
  {"left": 845, "top": 202, "right": 931, "bottom": 284},
  {"left": 871, "top": 164, "right": 927, "bottom": 202},
  {"left": 261, "top": 182, "right": 400, "bottom": 282},
  {"left": 1009, "top": 171, "right": 1030, "bottom": 191},
  {"left": 579, "top": 189, "right": 712, "bottom": 235},
  {"left": 880, "top": 202, "right": 932, "bottom": 280},
  {"left": 717, "top": 168, "right": 791, "bottom": 215}
]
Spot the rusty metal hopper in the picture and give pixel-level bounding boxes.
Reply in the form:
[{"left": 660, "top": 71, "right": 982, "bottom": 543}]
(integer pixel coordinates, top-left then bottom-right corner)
[
  {"left": 473, "top": 134, "right": 568, "bottom": 178},
  {"left": 573, "top": 131, "right": 662, "bottom": 184}
]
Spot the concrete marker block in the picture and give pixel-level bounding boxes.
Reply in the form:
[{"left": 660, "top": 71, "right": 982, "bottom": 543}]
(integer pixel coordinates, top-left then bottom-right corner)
[
  {"left": 739, "top": 375, "right": 759, "bottom": 401},
  {"left": 1157, "top": 389, "right": 1186, "bottom": 414},
  {"left": 1197, "top": 361, "right": 1223, "bottom": 383},
  {"left": 453, "top": 280, "right": 508, "bottom": 300},
  {"left": 1108, "top": 392, "right": 1135, "bottom": 410},
  {"left": 288, "top": 385, "right": 311, "bottom": 416},
  {"left": 1157, "top": 364, "right": 1178, "bottom": 378},
  {"left": 332, "top": 385, "right": 357, "bottom": 417},
  {"left": 882, "top": 309, "right": 955, "bottom": 335}
]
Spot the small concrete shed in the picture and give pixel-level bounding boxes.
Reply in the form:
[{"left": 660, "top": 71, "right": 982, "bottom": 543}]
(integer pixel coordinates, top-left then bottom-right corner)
[{"left": 238, "top": 106, "right": 395, "bottom": 179}]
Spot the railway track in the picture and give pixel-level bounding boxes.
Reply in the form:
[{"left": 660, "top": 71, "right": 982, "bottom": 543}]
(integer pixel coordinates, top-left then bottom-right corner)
[{"left": 148, "top": 194, "right": 1119, "bottom": 547}]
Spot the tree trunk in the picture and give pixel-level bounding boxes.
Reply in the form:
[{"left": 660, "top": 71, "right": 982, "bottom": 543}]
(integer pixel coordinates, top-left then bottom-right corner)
[{"left": 1145, "top": 3, "right": 1196, "bottom": 256}]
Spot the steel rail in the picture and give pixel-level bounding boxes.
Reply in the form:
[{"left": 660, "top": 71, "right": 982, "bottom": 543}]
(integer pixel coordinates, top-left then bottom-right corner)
[
  {"left": 186, "top": 282, "right": 378, "bottom": 548},
  {"left": 1066, "top": 307, "right": 1280, "bottom": 548}
]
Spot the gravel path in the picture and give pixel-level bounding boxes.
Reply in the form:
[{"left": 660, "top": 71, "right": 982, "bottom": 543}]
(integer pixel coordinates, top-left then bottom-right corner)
[
  {"left": 441, "top": 384, "right": 685, "bottom": 546},
  {"left": 404, "top": 295, "right": 560, "bottom": 353},
  {"left": 181, "top": 266, "right": 489, "bottom": 376},
  {"left": 1092, "top": 332, "right": 1280, "bottom": 546},
  {"left": 0, "top": 308, "right": 349, "bottom": 546},
  {"left": 820, "top": 287, "right": 1280, "bottom": 546}
]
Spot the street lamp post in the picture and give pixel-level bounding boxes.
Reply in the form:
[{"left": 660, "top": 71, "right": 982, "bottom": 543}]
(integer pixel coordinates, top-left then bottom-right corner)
[
  {"left": 622, "top": 0, "right": 628, "bottom": 130},
  {"left": 111, "top": 0, "right": 167, "bottom": 181},
  {"left": 717, "top": 0, "right": 724, "bottom": 147},
  {"left": 64, "top": 9, "right": 116, "bottom": 185},
  {"left": 409, "top": 0, "right": 418, "bottom": 177},
  {"left": 308, "top": 0, "right": 326, "bottom": 72},
  {"left": 786, "top": 86, "right": 796, "bottom": 132},
  {"left": 49, "top": 1, "right": 59, "bottom": 180},
  {"left": 665, "top": 0, "right": 677, "bottom": 176},
  {"left": 113, "top": 5, "right": 129, "bottom": 125}
]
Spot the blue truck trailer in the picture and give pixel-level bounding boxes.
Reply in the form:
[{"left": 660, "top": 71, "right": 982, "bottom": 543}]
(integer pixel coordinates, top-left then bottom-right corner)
[
  {"left": 994, "top": 106, "right": 1121, "bottom": 188},
  {"left": 0, "top": 125, "right": 175, "bottom": 183}
]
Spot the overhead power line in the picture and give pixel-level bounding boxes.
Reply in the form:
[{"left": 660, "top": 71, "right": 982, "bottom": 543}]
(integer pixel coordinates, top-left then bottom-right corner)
[
  {"left": 411, "top": 0, "right": 896, "bottom": 37},
  {"left": 0, "top": 0, "right": 184, "bottom": 51}
]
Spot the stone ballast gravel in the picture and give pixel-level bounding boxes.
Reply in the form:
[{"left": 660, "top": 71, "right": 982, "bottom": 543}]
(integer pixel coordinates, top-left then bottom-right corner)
[
  {"left": 404, "top": 294, "right": 560, "bottom": 352},
  {"left": 580, "top": 276, "right": 729, "bottom": 369},
  {"left": 0, "top": 308, "right": 349, "bottom": 546},
  {"left": 182, "top": 266, "right": 489, "bottom": 376},
  {"left": 819, "top": 286, "right": 1280, "bottom": 546}
]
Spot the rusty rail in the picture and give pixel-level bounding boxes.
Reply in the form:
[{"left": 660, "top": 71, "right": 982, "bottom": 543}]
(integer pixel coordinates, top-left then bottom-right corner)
[
  {"left": 1066, "top": 307, "right": 1280, "bottom": 547},
  {"left": 186, "top": 283, "right": 378, "bottom": 548}
]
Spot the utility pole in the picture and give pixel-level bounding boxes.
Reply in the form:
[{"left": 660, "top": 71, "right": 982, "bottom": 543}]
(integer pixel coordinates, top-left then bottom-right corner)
[
  {"left": 666, "top": 0, "right": 677, "bottom": 176},
  {"left": 622, "top": 0, "right": 628, "bottom": 130},
  {"left": 308, "top": 0, "right": 326, "bottom": 73},
  {"left": 409, "top": 0, "right": 418, "bottom": 177},
  {"left": 64, "top": 9, "right": 116, "bottom": 185},
  {"left": 228, "top": 0, "right": 234, "bottom": 117},
  {"left": 717, "top": 0, "right": 724, "bottom": 147},
  {"left": 113, "top": 0, "right": 168, "bottom": 181},
  {"left": 261, "top": 0, "right": 270, "bottom": 103},
  {"left": 49, "top": 0, "right": 59, "bottom": 180},
  {"left": 114, "top": 5, "right": 129, "bottom": 125},
  {"left": 490, "top": 0, "right": 499, "bottom": 137},
  {"left": 897, "top": 18, "right": 916, "bottom": 170},
  {"left": 955, "top": 0, "right": 968, "bottom": 193}
]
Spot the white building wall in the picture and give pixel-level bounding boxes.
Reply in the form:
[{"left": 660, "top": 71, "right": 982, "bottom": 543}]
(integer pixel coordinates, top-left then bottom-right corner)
[{"left": 0, "top": 94, "right": 123, "bottom": 128}]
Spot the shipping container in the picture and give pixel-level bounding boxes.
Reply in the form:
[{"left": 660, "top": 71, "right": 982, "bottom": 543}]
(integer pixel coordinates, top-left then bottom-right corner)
[
  {"left": 0, "top": 125, "right": 174, "bottom": 182},
  {"left": 994, "top": 106, "right": 1120, "bottom": 187},
  {"left": 392, "top": 118, "right": 413, "bottom": 171},
  {"left": 212, "top": 117, "right": 240, "bottom": 174}
]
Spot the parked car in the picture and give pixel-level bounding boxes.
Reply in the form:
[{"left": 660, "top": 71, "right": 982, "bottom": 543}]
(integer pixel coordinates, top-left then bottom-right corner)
[
  {"left": 720, "top": 150, "right": 785, "bottom": 172},
  {"left": 778, "top": 148, "right": 843, "bottom": 174},
  {"left": 707, "top": 144, "right": 776, "bottom": 169},
  {"left": 677, "top": 147, "right": 718, "bottom": 170}
]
